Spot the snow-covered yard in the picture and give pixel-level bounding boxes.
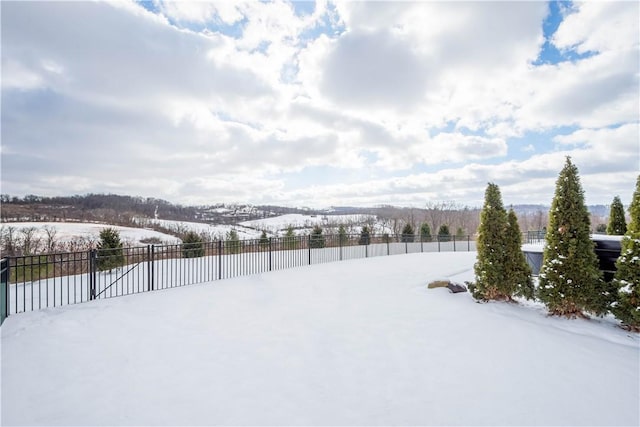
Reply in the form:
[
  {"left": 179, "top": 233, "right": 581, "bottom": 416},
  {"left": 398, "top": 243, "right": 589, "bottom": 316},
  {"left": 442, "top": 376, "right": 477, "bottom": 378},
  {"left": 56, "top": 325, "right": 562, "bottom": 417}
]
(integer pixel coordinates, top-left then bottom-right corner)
[{"left": 1, "top": 252, "right": 638, "bottom": 426}]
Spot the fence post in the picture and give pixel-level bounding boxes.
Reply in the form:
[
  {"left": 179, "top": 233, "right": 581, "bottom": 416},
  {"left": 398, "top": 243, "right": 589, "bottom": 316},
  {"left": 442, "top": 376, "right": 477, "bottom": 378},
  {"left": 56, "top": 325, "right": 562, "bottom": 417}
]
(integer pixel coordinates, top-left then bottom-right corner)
[
  {"left": 1, "top": 258, "right": 9, "bottom": 323},
  {"left": 147, "top": 245, "right": 155, "bottom": 292},
  {"left": 218, "top": 240, "right": 223, "bottom": 280},
  {"left": 308, "top": 235, "right": 311, "bottom": 265},
  {"left": 437, "top": 235, "right": 441, "bottom": 253},
  {"left": 89, "top": 249, "right": 97, "bottom": 300},
  {"left": 339, "top": 235, "right": 343, "bottom": 261},
  {"left": 387, "top": 236, "right": 390, "bottom": 256},
  {"left": 453, "top": 235, "right": 457, "bottom": 252},
  {"left": 268, "top": 238, "right": 272, "bottom": 271},
  {"left": 468, "top": 235, "right": 470, "bottom": 251}
]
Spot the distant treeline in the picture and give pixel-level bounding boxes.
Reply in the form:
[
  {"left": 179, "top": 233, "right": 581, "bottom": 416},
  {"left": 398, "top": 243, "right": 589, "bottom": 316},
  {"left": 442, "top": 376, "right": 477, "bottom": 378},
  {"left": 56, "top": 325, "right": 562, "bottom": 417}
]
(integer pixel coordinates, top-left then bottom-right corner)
[{"left": 0, "top": 193, "right": 310, "bottom": 225}]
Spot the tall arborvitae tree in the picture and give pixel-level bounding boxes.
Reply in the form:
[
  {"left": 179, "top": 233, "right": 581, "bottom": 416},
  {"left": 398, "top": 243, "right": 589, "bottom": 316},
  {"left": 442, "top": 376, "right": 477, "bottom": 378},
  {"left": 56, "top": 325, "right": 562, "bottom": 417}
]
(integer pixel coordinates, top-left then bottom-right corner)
[
  {"left": 471, "top": 183, "right": 510, "bottom": 300},
  {"left": 607, "top": 195, "right": 627, "bottom": 235},
  {"left": 538, "top": 158, "right": 609, "bottom": 317},
  {"left": 612, "top": 175, "right": 640, "bottom": 331},
  {"left": 505, "top": 208, "right": 534, "bottom": 300}
]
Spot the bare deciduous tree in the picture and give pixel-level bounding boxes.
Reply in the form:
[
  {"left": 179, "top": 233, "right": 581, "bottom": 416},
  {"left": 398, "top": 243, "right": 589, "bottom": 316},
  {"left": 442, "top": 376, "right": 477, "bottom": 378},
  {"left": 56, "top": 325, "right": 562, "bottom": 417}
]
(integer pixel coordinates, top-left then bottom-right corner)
[{"left": 43, "top": 225, "right": 58, "bottom": 253}]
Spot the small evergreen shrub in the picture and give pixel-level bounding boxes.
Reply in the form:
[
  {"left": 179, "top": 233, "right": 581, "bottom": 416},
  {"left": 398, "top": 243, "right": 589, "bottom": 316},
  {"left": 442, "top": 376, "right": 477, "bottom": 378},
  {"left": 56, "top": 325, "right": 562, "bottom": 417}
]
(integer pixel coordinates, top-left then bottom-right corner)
[
  {"left": 437, "top": 225, "right": 451, "bottom": 242},
  {"left": 359, "top": 226, "right": 371, "bottom": 245},
  {"left": 259, "top": 230, "right": 269, "bottom": 250},
  {"left": 310, "top": 225, "right": 325, "bottom": 248},
  {"left": 283, "top": 226, "right": 298, "bottom": 250},
  {"left": 401, "top": 223, "right": 415, "bottom": 243},
  {"left": 97, "top": 227, "right": 124, "bottom": 271},
  {"left": 225, "top": 230, "right": 242, "bottom": 254},
  {"left": 420, "top": 223, "right": 432, "bottom": 242},
  {"left": 338, "top": 225, "right": 348, "bottom": 246},
  {"left": 182, "top": 231, "right": 204, "bottom": 258}
]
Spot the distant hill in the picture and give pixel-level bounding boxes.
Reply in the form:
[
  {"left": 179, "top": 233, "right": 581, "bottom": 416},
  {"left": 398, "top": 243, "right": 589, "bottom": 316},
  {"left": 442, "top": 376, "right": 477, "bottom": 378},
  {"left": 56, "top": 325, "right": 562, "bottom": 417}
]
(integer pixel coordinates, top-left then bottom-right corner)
[
  {"left": 0, "top": 193, "right": 612, "bottom": 230},
  {"left": 0, "top": 194, "right": 318, "bottom": 225}
]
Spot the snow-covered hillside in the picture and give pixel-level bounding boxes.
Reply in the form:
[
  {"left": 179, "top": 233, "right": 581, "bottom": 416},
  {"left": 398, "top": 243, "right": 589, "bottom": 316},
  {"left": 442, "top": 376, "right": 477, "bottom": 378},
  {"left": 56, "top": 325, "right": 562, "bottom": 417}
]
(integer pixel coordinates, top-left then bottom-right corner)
[
  {"left": 140, "top": 218, "right": 262, "bottom": 240},
  {"left": 1, "top": 221, "right": 179, "bottom": 247},
  {"left": 2, "top": 252, "right": 638, "bottom": 426},
  {"left": 239, "top": 213, "right": 387, "bottom": 235}
]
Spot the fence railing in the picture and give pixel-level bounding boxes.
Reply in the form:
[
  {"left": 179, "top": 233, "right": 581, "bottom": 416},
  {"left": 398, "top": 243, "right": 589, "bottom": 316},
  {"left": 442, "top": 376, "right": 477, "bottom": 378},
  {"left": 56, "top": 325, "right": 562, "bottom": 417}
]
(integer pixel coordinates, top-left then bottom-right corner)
[
  {"left": 525, "top": 230, "right": 546, "bottom": 244},
  {"left": 1, "top": 233, "right": 476, "bottom": 320}
]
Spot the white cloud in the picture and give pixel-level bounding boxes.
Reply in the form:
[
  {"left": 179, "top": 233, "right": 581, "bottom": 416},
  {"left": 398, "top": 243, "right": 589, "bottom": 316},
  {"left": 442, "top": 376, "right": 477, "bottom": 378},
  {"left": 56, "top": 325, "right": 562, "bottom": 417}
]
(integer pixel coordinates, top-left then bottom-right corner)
[
  {"left": 1, "top": 1, "right": 637, "bottom": 208},
  {"left": 552, "top": 2, "right": 639, "bottom": 54}
]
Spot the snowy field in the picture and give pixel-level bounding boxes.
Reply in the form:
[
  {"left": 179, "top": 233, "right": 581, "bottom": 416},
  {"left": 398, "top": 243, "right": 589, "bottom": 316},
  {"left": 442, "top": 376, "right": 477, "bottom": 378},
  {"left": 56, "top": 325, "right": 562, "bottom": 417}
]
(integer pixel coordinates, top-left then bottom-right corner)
[
  {"left": 140, "top": 218, "right": 263, "bottom": 240},
  {"left": 239, "top": 213, "right": 384, "bottom": 235},
  {"left": 1, "top": 222, "right": 179, "bottom": 246},
  {"left": 2, "top": 252, "right": 638, "bottom": 426}
]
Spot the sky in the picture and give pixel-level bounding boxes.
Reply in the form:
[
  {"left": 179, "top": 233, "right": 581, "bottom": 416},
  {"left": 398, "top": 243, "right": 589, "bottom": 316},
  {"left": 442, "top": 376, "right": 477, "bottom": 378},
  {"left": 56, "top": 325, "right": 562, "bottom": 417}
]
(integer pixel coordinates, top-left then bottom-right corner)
[{"left": 1, "top": 1, "right": 639, "bottom": 209}]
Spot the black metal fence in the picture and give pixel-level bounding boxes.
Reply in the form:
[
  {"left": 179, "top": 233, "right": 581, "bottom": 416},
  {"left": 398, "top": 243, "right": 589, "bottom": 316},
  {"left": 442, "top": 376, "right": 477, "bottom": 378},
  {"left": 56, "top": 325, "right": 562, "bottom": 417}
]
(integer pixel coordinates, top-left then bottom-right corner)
[
  {"left": 525, "top": 230, "right": 546, "bottom": 244},
  {"left": 1, "top": 233, "right": 476, "bottom": 320},
  {"left": 1, "top": 258, "right": 8, "bottom": 325}
]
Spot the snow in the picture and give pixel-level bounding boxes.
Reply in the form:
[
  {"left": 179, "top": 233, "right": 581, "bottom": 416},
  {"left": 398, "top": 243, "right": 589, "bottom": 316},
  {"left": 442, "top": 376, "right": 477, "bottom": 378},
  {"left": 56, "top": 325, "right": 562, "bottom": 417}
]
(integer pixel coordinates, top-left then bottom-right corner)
[
  {"left": 141, "top": 218, "right": 262, "bottom": 239},
  {"left": 239, "top": 213, "right": 382, "bottom": 234},
  {"left": 2, "top": 252, "right": 638, "bottom": 426},
  {"left": 0, "top": 222, "right": 179, "bottom": 246},
  {"left": 522, "top": 242, "right": 544, "bottom": 252},
  {"left": 591, "top": 234, "right": 624, "bottom": 242}
]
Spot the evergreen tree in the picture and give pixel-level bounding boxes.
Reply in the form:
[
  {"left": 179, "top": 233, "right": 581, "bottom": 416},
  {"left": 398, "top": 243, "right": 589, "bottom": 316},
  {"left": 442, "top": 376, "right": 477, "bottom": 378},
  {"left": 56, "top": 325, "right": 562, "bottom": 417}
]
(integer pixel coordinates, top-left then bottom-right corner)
[
  {"left": 505, "top": 209, "right": 534, "bottom": 300},
  {"left": 607, "top": 196, "right": 627, "bottom": 235},
  {"left": 612, "top": 175, "right": 640, "bottom": 331},
  {"left": 182, "top": 231, "right": 204, "bottom": 258},
  {"left": 283, "top": 225, "right": 298, "bottom": 250},
  {"left": 338, "top": 224, "right": 348, "bottom": 246},
  {"left": 470, "top": 183, "right": 510, "bottom": 300},
  {"left": 225, "top": 229, "right": 242, "bottom": 254},
  {"left": 359, "top": 226, "right": 371, "bottom": 245},
  {"left": 595, "top": 223, "right": 607, "bottom": 233},
  {"left": 538, "top": 157, "right": 609, "bottom": 317},
  {"left": 97, "top": 227, "right": 124, "bottom": 271},
  {"left": 401, "top": 223, "right": 415, "bottom": 243},
  {"left": 456, "top": 227, "right": 466, "bottom": 239},
  {"left": 309, "top": 225, "right": 325, "bottom": 248},
  {"left": 259, "top": 230, "right": 269, "bottom": 250},
  {"left": 419, "top": 222, "right": 432, "bottom": 242},
  {"left": 437, "top": 224, "right": 451, "bottom": 242}
]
